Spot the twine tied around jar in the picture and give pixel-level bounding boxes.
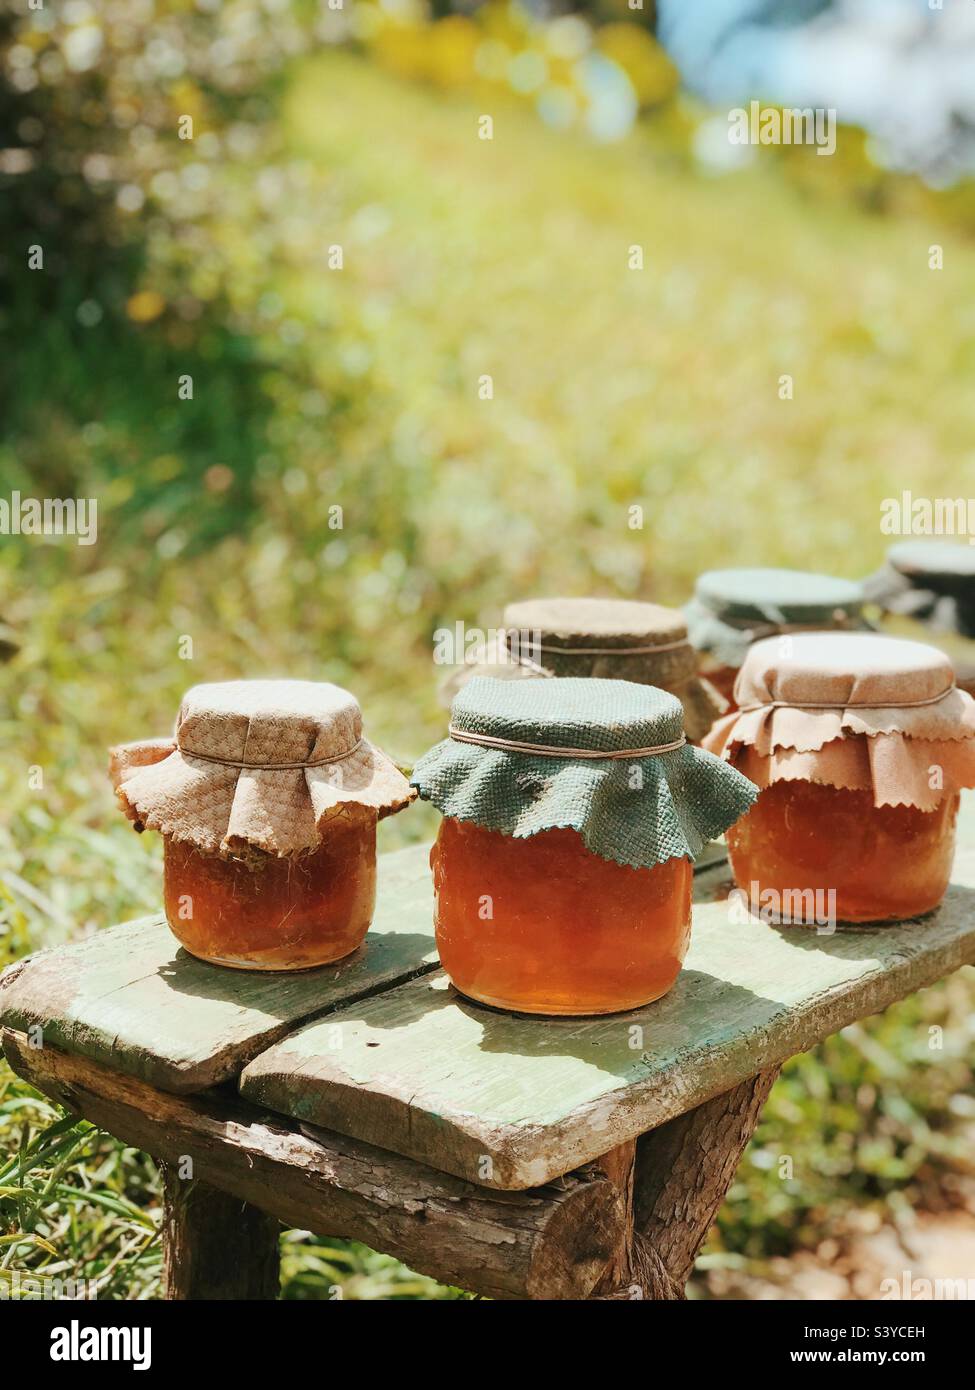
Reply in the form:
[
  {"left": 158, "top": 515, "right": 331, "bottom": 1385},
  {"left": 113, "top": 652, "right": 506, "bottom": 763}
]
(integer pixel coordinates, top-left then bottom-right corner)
[
  {"left": 703, "top": 634, "right": 975, "bottom": 814},
  {"left": 536, "top": 637, "right": 691, "bottom": 656},
  {"left": 110, "top": 681, "right": 416, "bottom": 857},
  {"left": 737, "top": 686, "right": 956, "bottom": 714},
  {"left": 503, "top": 629, "right": 692, "bottom": 677},
  {"left": 447, "top": 726, "right": 687, "bottom": 758},
  {"left": 174, "top": 738, "right": 364, "bottom": 771}
]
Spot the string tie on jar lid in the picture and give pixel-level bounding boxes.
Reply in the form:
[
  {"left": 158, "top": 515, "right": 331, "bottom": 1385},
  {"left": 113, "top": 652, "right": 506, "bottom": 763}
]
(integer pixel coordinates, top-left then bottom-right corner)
[
  {"left": 447, "top": 726, "right": 686, "bottom": 758},
  {"left": 502, "top": 623, "right": 692, "bottom": 677},
  {"left": 174, "top": 737, "right": 364, "bottom": 771},
  {"left": 534, "top": 637, "right": 691, "bottom": 656},
  {"left": 737, "top": 686, "right": 955, "bottom": 714}
]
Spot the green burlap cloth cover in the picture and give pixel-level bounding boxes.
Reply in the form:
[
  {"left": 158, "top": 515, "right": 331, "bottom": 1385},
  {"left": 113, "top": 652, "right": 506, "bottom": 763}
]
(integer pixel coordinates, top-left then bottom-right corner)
[
  {"left": 411, "top": 677, "right": 757, "bottom": 870},
  {"left": 684, "top": 568, "right": 867, "bottom": 668}
]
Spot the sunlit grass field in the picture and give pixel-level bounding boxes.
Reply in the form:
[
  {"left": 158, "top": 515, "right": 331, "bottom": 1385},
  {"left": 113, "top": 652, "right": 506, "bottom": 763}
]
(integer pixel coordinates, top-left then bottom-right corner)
[{"left": 2, "top": 50, "right": 974, "bottom": 1299}]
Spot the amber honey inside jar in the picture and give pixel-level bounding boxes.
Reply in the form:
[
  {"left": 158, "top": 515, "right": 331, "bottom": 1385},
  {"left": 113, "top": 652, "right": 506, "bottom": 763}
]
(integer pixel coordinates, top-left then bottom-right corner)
[
  {"left": 704, "top": 632, "right": 975, "bottom": 927},
  {"left": 110, "top": 679, "right": 414, "bottom": 971},
  {"left": 411, "top": 676, "right": 757, "bottom": 1016},
  {"left": 727, "top": 782, "right": 959, "bottom": 924},
  {"left": 163, "top": 811, "right": 377, "bottom": 970},
  {"left": 431, "top": 818, "right": 692, "bottom": 1015},
  {"left": 702, "top": 664, "right": 739, "bottom": 710}
]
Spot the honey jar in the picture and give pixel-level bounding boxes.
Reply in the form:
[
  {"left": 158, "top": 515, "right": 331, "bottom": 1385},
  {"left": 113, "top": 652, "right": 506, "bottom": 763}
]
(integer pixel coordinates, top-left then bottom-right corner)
[
  {"left": 684, "top": 568, "right": 868, "bottom": 713},
  {"left": 412, "top": 677, "right": 757, "bottom": 1014},
  {"left": 438, "top": 596, "right": 726, "bottom": 743},
  {"left": 864, "top": 540, "right": 975, "bottom": 697},
  {"left": 704, "top": 633, "right": 975, "bottom": 925},
  {"left": 110, "top": 680, "right": 414, "bottom": 970}
]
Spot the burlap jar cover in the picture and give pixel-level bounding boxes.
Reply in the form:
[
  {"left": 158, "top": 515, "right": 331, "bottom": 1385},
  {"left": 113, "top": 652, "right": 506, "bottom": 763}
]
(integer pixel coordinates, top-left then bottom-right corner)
[
  {"left": 413, "top": 676, "right": 757, "bottom": 870},
  {"left": 685, "top": 568, "right": 869, "bottom": 671},
  {"left": 863, "top": 541, "right": 975, "bottom": 697},
  {"left": 438, "top": 596, "right": 727, "bottom": 741},
  {"left": 109, "top": 680, "right": 415, "bottom": 858},
  {"left": 864, "top": 540, "right": 975, "bottom": 635},
  {"left": 703, "top": 632, "right": 975, "bottom": 811}
]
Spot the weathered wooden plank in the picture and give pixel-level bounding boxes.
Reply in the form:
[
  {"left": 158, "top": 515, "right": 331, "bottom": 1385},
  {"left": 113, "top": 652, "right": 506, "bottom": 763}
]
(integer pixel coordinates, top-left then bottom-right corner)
[
  {"left": 1, "top": 1029, "right": 624, "bottom": 1301},
  {"left": 0, "top": 844, "right": 437, "bottom": 1093},
  {"left": 0, "top": 833, "right": 725, "bottom": 1096},
  {"left": 240, "top": 809, "right": 975, "bottom": 1189}
]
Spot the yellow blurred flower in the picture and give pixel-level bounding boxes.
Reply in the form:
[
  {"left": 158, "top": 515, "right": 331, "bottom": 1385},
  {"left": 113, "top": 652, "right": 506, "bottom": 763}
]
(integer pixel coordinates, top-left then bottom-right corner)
[
  {"left": 147, "top": 455, "right": 183, "bottom": 483},
  {"left": 126, "top": 290, "right": 166, "bottom": 323},
  {"left": 371, "top": 22, "right": 430, "bottom": 82},
  {"left": 595, "top": 23, "right": 678, "bottom": 107},
  {"left": 478, "top": 0, "right": 532, "bottom": 47},
  {"left": 169, "top": 79, "right": 207, "bottom": 130},
  {"left": 427, "top": 16, "right": 479, "bottom": 89}
]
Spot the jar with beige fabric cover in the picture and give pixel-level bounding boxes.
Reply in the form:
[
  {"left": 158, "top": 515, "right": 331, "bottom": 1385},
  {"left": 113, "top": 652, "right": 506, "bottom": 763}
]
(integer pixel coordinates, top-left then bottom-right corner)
[
  {"left": 109, "top": 681, "right": 414, "bottom": 970},
  {"left": 704, "top": 633, "right": 975, "bottom": 925},
  {"left": 438, "top": 596, "right": 726, "bottom": 743}
]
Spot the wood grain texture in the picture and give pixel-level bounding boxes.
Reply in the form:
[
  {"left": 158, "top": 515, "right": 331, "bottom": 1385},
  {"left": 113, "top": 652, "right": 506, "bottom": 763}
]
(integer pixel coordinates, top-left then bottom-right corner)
[
  {"left": 589, "top": 1140, "right": 638, "bottom": 1295},
  {"left": 590, "top": 1070, "right": 781, "bottom": 1299},
  {"left": 240, "top": 814, "right": 975, "bottom": 1189},
  {"left": 2, "top": 1028, "right": 623, "bottom": 1300},
  {"left": 0, "top": 844, "right": 437, "bottom": 1093},
  {"left": 632, "top": 1066, "right": 782, "bottom": 1292},
  {"left": 161, "top": 1168, "right": 281, "bottom": 1300}
]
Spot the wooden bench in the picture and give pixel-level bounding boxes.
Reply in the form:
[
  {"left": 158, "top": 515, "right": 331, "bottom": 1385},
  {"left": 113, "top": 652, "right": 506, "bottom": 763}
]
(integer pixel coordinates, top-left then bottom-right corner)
[{"left": 3, "top": 800, "right": 975, "bottom": 1300}]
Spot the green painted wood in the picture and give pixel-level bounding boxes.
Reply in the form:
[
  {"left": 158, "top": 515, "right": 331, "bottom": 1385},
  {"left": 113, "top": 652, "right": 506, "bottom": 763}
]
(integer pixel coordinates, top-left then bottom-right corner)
[
  {"left": 240, "top": 799, "right": 975, "bottom": 1190},
  {"left": 0, "top": 843, "right": 437, "bottom": 1093}
]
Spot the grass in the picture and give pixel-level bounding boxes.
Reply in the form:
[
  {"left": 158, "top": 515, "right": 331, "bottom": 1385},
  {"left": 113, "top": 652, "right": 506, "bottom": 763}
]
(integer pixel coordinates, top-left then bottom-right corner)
[{"left": 2, "top": 48, "right": 975, "bottom": 1298}]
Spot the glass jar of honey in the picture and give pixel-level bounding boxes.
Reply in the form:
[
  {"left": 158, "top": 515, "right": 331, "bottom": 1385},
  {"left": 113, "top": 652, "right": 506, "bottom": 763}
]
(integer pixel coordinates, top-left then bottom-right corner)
[
  {"left": 110, "top": 680, "right": 414, "bottom": 970},
  {"left": 684, "top": 568, "right": 868, "bottom": 715},
  {"left": 437, "top": 595, "right": 726, "bottom": 743},
  {"left": 412, "top": 677, "right": 757, "bottom": 1015},
  {"left": 864, "top": 540, "right": 975, "bottom": 698},
  {"left": 704, "top": 633, "right": 975, "bottom": 925}
]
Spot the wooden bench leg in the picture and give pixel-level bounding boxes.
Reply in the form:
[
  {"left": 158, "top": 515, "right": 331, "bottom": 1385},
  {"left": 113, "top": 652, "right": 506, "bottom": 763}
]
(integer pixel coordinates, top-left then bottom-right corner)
[
  {"left": 161, "top": 1165, "right": 281, "bottom": 1300},
  {"left": 591, "top": 1066, "right": 782, "bottom": 1299}
]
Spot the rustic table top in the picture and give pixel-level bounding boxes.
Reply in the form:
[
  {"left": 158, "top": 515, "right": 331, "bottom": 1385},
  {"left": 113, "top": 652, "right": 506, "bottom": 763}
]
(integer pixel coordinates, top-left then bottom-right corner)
[
  {"left": 3, "top": 800, "right": 975, "bottom": 1190},
  {"left": 0, "top": 845, "right": 439, "bottom": 1092}
]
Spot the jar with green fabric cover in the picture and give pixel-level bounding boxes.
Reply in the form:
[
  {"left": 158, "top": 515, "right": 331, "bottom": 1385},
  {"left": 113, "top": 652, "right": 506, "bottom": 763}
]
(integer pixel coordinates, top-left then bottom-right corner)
[
  {"left": 863, "top": 541, "right": 975, "bottom": 696},
  {"left": 684, "top": 567, "right": 869, "bottom": 712},
  {"left": 412, "top": 677, "right": 757, "bottom": 1015}
]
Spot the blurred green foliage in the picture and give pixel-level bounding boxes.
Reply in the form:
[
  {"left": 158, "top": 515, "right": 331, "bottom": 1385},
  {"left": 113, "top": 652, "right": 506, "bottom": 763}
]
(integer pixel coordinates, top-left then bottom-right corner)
[{"left": 2, "top": 0, "right": 974, "bottom": 1300}]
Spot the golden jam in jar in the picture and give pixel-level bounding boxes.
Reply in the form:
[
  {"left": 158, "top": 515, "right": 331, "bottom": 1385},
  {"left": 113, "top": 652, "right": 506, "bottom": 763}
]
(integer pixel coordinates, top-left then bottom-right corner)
[
  {"left": 430, "top": 817, "right": 692, "bottom": 1015},
  {"left": 727, "top": 782, "right": 959, "bottom": 924},
  {"left": 702, "top": 664, "right": 739, "bottom": 711},
  {"left": 163, "top": 812, "right": 377, "bottom": 970}
]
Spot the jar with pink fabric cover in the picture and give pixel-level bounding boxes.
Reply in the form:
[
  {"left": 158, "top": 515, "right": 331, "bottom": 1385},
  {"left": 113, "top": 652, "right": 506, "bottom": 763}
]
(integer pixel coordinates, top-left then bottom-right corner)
[{"left": 703, "top": 633, "right": 975, "bottom": 924}]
